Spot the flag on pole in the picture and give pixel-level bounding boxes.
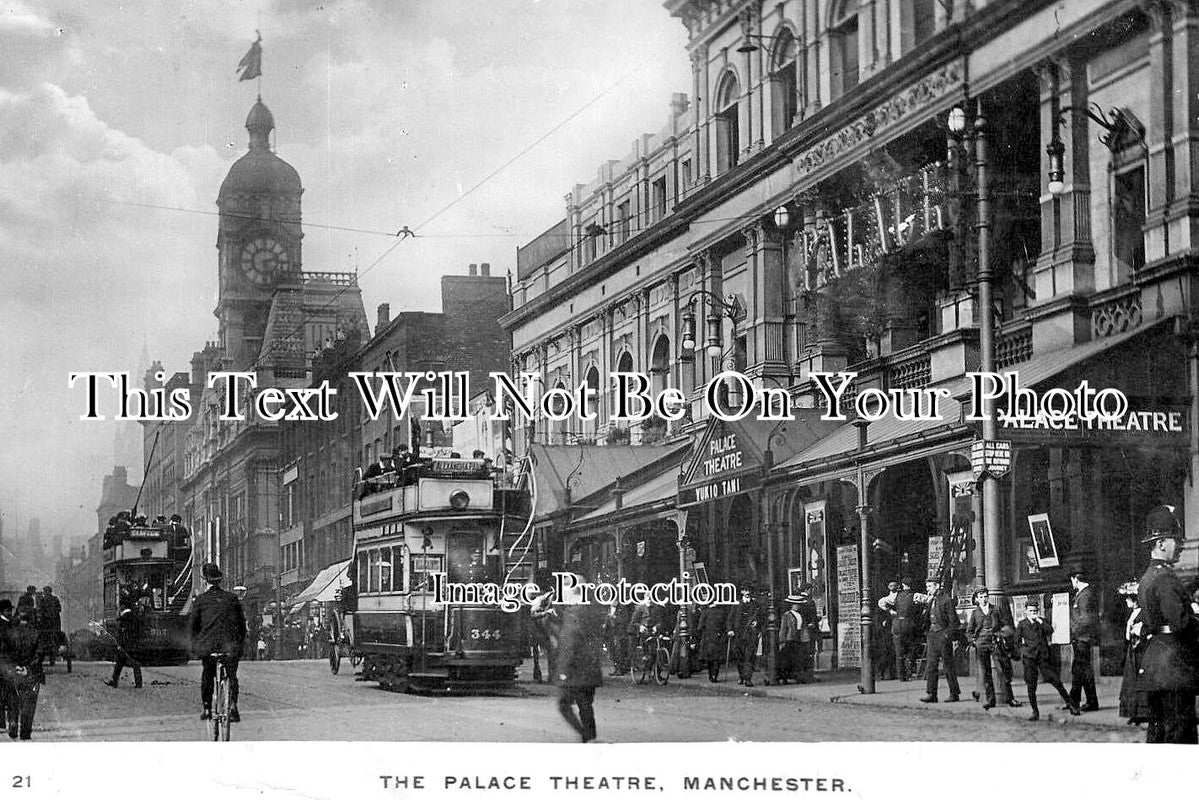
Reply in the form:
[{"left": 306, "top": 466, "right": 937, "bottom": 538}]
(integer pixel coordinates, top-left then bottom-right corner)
[{"left": 237, "top": 32, "right": 262, "bottom": 82}]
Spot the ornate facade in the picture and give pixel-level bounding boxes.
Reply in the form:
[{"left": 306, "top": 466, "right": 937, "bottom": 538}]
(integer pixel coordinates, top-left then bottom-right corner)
[{"left": 506, "top": 0, "right": 1199, "bottom": 677}]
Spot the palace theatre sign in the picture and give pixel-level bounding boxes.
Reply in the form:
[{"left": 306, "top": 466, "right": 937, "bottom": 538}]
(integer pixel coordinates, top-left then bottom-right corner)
[{"left": 678, "top": 419, "right": 763, "bottom": 507}]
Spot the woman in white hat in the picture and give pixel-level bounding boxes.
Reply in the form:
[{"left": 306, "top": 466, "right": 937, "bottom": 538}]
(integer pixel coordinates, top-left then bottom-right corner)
[{"left": 778, "top": 589, "right": 818, "bottom": 684}]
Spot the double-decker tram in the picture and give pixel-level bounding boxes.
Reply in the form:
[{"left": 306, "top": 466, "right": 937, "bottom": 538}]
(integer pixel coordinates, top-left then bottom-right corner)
[
  {"left": 99, "top": 515, "right": 193, "bottom": 665},
  {"left": 349, "top": 456, "right": 531, "bottom": 693}
]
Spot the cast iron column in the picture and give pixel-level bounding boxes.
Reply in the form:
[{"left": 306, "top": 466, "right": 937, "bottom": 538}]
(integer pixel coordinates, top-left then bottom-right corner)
[
  {"left": 975, "top": 102, "right": 1002, "bottom": 599},
  {"left": 857, "top": 499, "right": 874, "bottom": 693}
]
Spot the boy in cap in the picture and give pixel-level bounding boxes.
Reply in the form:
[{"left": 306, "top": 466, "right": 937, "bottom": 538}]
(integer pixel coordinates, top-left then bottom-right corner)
[{"left": 1016, "top": 599, "right": 1078, "bottom": 720}]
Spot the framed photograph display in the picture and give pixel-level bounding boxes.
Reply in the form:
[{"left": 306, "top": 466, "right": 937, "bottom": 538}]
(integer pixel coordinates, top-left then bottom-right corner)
[
  {"left": 788, "top": 567, "right": 806, "bottom": 596},
  {"left": 1027, "top": 513, "right": 1060, "bottom": 568}
]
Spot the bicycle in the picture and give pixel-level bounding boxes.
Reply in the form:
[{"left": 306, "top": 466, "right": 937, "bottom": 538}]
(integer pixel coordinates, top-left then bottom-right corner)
[
  {"left": 636, "top": 628, "right": 671, "bottom": 686},
  {"left": 209, "top": 653, "right": 233, "bottom": 742}
]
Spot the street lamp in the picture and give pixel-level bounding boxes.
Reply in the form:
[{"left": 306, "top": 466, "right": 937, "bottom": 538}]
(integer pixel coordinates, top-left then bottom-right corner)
[
  {"left": 1045, "top": 103, "right": 1133, "bottom": 197},
  {"left": 947, "top": 101, "right": 1001, "bottom": 600},
  {"left": 679, "top": 290, "right": 741, "bottom": 358}
]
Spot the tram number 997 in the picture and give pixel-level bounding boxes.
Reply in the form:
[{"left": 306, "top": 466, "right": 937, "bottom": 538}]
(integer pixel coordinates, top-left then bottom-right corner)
[{"left": 469, "top": 628, "right": 502, "bottom": 641}]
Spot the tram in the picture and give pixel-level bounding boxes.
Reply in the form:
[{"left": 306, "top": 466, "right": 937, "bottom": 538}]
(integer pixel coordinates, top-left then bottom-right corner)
[
  {"left": 347, "top": 455, "right": 532, "bottom": 693},
  {"left": 97, "top": 517, "right": 193, "bottom": 665}
]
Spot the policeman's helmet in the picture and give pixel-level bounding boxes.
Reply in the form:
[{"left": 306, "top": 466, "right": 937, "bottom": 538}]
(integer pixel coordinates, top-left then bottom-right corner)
[{"left": 1142, "top": 504, "right": 1183, "bottom": 544}]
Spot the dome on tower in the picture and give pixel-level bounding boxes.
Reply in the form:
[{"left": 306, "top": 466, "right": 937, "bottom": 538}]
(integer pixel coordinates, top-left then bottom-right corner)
[{"left": 218, "top": 97, "right": 301, "bottom": 200}]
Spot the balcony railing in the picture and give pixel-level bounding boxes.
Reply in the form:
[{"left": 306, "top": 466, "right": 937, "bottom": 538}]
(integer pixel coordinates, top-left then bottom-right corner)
[{"left": 300, "top": 271, "right": 357, "bottom": 287}]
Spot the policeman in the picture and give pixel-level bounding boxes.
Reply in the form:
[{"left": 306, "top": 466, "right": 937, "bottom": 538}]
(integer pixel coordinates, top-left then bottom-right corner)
[{"left": 1137, "top": 504, "right": 1199, "bottom": 744}]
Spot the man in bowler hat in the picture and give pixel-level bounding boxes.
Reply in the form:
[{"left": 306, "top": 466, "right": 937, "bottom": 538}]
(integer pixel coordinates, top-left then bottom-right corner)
[
  {"left": 190, "top": 563, "right": 247, "bottom": 723},
  {"left": 1137, "top": 505, "right": 1199, "bottom": 743},
  {"left": 1067, "top": 562, "right": 1101, "bottom": 712}
]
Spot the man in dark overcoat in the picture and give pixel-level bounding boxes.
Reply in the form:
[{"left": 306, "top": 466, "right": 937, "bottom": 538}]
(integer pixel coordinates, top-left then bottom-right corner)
[
  {"left": 38, "top": 587, "right": 61, "bottom": 667},
  {"left": 190, "top": 563, "right": 248, "bottom": 722},
  {"left": 726, "top": 587, "right": 762, "bottom": 687},
  {"left": 695, "top": 603, "right": 730, "bottom": 683},
  {"left": 555, "top": 579, "right": 604, "bottom": 743},
  {"left": 1067, "top": 563, "right": 1101, "bottom": 711},
  {"left": 1137, "top": 505, "right": 1199, "bottom": 744},
  {"left": 105, "top": 596, "right": 145, "bottom": 688},
  {"left": 919, "top": 578, "right": 962, "bottom": 703},
  {"left": 2, "top": 608, "right": 44, "bottom": 739}
]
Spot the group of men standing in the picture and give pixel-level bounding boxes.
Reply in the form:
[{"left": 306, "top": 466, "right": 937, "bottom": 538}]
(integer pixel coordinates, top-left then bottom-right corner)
[{"left": 0, "top": 586, "right": 64, "bottom": 740}]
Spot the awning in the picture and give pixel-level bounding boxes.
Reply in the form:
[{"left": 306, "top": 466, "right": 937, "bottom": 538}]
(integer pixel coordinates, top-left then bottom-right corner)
[
  {"left": 576, "top": 463, "right": 680, "bottom": 523},
  {"left": 526, "top": 443, "right": 687, "bottom": 520},
  {"left": 776, "top": 375, "right": 973, "bottom": 473},
  {"left": 289, "top": 559, "right": 352, "bottom": 607}
]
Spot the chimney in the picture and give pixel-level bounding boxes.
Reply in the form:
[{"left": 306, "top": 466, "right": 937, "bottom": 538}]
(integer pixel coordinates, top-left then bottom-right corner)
[
  {"left": 377, "top": 303, "right": 391, "bottom": 329},
  {"left": 671, "top": 92, "right": 690, "bottom": 117},
  {"left": 468, "top": 263, "right": 478, "bottom": 276},
  {"left": 114, "top": 465, "right": 128, "bottom": 483},
  {"left": 480, "top": 262, "right": 490, "bottom": 276}
]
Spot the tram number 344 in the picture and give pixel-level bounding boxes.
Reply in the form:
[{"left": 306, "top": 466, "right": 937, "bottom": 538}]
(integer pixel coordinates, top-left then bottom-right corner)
[{"left": 469, "top": 628, "right": 502, "bottom": 641}]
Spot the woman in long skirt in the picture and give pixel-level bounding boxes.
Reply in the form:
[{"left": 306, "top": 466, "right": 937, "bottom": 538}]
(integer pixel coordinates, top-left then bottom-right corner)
[{"left": 1117, "top": 581, "right": 1151, "bottom": 725}]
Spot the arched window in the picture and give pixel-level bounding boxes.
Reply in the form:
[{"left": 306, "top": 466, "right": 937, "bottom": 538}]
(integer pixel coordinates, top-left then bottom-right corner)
[
  {"left": 649, "top": 336, "right": 670, "bottom": 397},
  {"left": 830, "top": 0, "right": 860, "bottom": 100},
  {"left": 770, "top": 28, "right": 800, "bottom": 138},
  {"left": 584, "top": 366, "right": 601, "bottom": 441},
  {"left": 714, "top": 71, "right": 741, "bottom": 174},
  {"left": 549, "top": 380, "right": 569, "bottom": 445},
  {"left": 1109, "top": 111, "right": 1148, "bottom": 285}
]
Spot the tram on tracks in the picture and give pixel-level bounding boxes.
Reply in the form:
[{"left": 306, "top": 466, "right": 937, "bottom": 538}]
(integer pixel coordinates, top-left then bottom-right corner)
[
  {"left": 97, "top": 515, "right": 193, "bottom": 665},
  {"left": 346, "top": 455, "right": 532, "bottom": 693}
]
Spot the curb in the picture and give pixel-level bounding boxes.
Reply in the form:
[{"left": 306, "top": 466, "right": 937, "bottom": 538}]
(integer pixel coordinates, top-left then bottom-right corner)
[{"left": 826, "top": 691, "right": 1139, "bottom": 733}]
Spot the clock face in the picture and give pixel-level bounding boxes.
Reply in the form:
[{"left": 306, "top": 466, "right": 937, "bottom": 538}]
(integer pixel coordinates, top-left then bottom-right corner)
[{"left": 239, "top": 237, "right": 290, "bottom": 286}]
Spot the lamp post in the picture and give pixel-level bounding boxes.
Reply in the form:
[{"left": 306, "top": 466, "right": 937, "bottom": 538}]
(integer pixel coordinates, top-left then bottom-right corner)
[
  {"left": 949, "top": 101, "right": 1000, "bottom": 598},
  {"left": 851, "top": 416, "right": 874, "bottom": 694}
]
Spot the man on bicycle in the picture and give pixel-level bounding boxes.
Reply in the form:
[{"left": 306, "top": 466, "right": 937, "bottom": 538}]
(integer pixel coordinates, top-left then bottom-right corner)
[{"left": 190, "top": 563, "right": 247, "bottom": 722}]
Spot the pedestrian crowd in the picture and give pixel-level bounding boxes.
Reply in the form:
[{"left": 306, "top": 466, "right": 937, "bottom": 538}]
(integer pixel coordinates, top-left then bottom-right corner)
[{"left": 0, "top": 586, "right": 65, "bottom": 740}]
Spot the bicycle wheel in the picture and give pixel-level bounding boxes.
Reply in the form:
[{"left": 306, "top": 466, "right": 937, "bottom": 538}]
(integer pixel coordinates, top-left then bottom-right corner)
[
  {"left": 637, "top": 646, "right": 652, "bottom": 685},
  {"left": 210, "top": 679, "right": 222, "bottom": 742},
  {"left": 329, "top": 644, "right": 341, "bottom": 675},
  {"left": 654, "top": 646, "right": 670, "bottom": 685},
  {"left": 219, "top": 674, "right": 231, "bottom": 741}
]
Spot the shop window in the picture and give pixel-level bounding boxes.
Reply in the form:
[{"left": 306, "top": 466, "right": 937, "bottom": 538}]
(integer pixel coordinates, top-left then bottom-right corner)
[
  {"left": 714, "top": 72, "right": 741, "bottom": 174},
  {"left": 770, "top": 28, "right": 799, "bottom": 138},
  {"left": 829, "top": 0, "right": 860, "bottom": 100}
]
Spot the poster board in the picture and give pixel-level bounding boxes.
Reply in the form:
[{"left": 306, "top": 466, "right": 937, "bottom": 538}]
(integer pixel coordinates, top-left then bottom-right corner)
[
  {"left": 1027, "top": 513, "right": 1060, "bottom": 568},
  {"left": 926, "top": 535, "right": 944, "bottom": 582},
  {"left": 1050, "top": 592, "right": 1070, "bottom": 644},
  {"left": 836, "top": 544, "right": 861, "bottom": 668},
  {"left": 788, "top": 567, "right": 806, "bottom": 597}
]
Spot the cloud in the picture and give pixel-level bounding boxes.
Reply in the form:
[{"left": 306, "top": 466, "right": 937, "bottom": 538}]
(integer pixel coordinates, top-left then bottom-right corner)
[
  {"left": 0, "top": 0, "right": 692, "bottom": 539},
  {"left": 0, "top": 82, "right": 223, "bottom": 535}
]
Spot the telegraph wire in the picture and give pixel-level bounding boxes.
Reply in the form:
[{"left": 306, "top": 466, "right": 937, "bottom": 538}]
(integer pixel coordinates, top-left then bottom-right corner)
[{"left": 236, "top": 50, "right": 673, "bottom": 378}]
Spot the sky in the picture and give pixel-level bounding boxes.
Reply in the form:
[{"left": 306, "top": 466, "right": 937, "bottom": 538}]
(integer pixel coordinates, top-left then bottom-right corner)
[{"left": 0, "top": 0, "right": 691, "bottom": 546}]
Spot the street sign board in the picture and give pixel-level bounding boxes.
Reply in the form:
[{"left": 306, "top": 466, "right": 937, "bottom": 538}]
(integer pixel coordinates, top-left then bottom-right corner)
[{"left": 970, "top": 439, "right": 1011, "bottom": 479}]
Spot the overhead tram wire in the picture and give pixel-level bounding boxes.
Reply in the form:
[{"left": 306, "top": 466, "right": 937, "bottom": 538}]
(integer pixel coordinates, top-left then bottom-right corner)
[{"left": 238, "top": 50, "right": 668, "bottom": 377}]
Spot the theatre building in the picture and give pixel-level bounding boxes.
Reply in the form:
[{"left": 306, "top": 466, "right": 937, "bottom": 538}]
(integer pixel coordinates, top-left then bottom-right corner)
[{"left": 506, "top": 0, "right": 1199, "bottom": 676}]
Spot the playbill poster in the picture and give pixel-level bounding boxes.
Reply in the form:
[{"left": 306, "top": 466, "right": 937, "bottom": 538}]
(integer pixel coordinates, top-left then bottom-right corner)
[{"left": 3, "top": 0, "right": 1197, "bottom": 796}]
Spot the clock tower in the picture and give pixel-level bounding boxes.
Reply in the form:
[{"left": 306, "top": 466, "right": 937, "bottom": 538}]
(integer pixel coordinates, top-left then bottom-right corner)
[{"left": 215, "top": 97, "right": 302, "bottom": 369}]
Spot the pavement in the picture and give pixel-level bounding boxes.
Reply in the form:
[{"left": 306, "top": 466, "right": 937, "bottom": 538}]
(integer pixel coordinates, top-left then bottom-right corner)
[
  {"left": 23, "top": 658, "right": 1141, "bottom": 742},
  {"left": 600, "top": 666, "right": 1139, "bottom": 732}
]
